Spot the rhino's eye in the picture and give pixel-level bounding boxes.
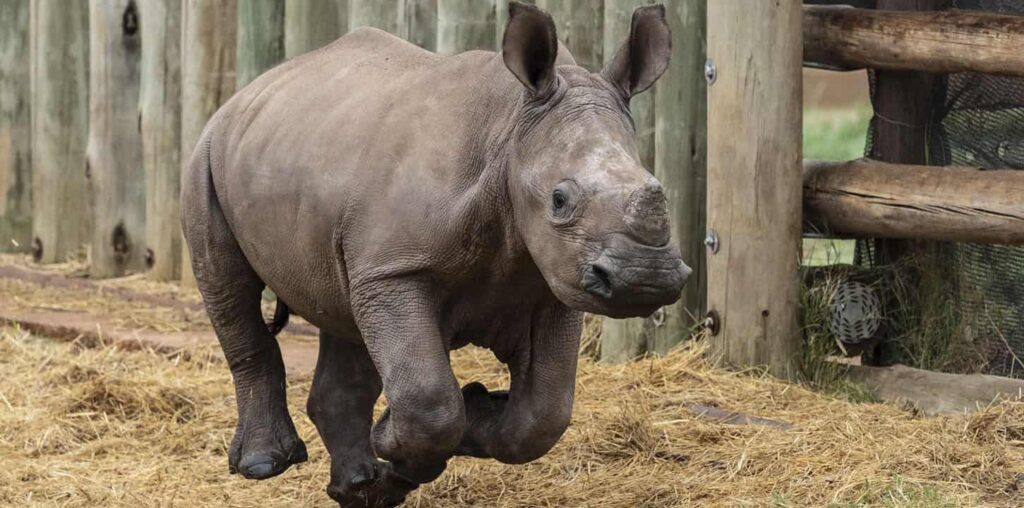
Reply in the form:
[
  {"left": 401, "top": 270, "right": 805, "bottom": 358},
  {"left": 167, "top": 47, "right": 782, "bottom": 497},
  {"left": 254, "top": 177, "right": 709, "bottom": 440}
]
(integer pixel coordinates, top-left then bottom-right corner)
[{"left": 552, "top": 190, "right": 568, "bottom": 210}]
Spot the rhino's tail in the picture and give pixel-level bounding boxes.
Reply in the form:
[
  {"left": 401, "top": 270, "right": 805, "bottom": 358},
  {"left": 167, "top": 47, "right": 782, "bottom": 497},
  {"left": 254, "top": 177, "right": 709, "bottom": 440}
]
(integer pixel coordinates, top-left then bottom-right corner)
[{"left": 266, "top": 299, "right": 290, "bottom": 337}]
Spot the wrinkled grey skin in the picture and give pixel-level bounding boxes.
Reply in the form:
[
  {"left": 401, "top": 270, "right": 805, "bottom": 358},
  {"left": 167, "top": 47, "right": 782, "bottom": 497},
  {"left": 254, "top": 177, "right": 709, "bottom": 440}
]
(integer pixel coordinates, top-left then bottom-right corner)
[{"left": 181, "top": 3, "right": 688, "bottom": 506}]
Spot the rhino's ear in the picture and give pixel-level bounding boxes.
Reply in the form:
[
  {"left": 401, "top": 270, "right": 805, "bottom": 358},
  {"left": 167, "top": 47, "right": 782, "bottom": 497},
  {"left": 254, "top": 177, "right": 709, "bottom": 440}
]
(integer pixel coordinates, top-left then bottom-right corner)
[
  {"left": 601, "top": 4, "right": 671, "bottom": 98},
  {"left": 502, "top": 1, "right": 558, "bottom": 96}
]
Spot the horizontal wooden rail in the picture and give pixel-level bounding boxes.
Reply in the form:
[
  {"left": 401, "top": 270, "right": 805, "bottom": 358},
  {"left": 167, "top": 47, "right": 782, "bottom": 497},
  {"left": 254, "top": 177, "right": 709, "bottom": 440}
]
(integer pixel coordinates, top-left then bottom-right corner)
[
  {"left": 804, "top": 5, "right": 1024, "bottom": 76},
  {"left": 803, "top": 159, "right": 1024, "bottom": 244}
]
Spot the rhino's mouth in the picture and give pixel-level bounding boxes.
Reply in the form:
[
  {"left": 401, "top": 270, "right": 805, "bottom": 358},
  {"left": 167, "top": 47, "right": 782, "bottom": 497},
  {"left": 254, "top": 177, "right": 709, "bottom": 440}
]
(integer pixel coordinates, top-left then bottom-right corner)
[{"left": 574, "top": 235, "right": 689, "bottom": 319}]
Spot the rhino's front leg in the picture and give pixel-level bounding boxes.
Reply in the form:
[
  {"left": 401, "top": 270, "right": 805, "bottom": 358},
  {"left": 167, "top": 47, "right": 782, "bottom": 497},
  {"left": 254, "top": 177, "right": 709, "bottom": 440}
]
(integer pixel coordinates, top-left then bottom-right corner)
[
  {"left": 456, "top": 304, "right": 582, "bottom": 464},
  {"left": 351, "top": 279, "right": 467, "bottom": 500}
]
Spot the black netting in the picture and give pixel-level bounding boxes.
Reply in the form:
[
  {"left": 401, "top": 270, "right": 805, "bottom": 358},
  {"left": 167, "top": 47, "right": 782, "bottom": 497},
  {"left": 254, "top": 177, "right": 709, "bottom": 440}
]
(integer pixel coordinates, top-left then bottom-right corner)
[{"left": 860, "top": 0, "right": 1024, "bottom": 376}]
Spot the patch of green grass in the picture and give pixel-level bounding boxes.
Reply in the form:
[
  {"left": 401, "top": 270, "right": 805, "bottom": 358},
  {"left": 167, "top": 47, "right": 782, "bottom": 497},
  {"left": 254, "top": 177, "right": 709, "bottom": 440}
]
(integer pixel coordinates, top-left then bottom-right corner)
[
  {"left": 804, "top": 106, "right": 873, "bottom": 162},
  {"left": 771, "top": 475, "right": 967, "bottom": 508}
]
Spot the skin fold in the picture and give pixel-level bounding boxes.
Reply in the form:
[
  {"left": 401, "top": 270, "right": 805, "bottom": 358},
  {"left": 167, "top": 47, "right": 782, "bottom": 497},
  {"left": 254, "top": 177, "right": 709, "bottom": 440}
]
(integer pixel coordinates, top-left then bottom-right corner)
[{"left": 181, "top": 3, "right": 688, "bottom": 506}]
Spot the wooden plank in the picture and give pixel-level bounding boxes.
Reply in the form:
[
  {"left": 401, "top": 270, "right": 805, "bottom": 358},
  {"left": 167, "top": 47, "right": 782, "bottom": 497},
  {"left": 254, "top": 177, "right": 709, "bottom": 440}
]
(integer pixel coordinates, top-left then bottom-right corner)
[
  {"left": 804, "top": 160, "right": 1024, "bottom": 245},
  {"left": 706, "top": 0, "right": 803, "bottom": 377},
  {"left": 349, "top": 0, "right": 399, "bottom": 34},
  {"left": 536, "top": 0, "right": 603, "bottom": 71},
  {"left": 237, "top": 0, "right": 284, "bottom": 88},
  {"left": 140, "top": 0, "right": 183, "bottom": 281},
  {"left": 87, "top": 0, "right": 146, "bottom": 278},
  {"left": 180, "top": 0, "right": 237, "bottom": 286},
  {"left": 651, "top": 0, "right": 707, "bottom": 357},
  {"left": 437, "top": 0, "right": 493, "bottom": 54},
  {"left": 284, "top": 0, "right": 347, "bottom": 58},
  {"left": 804, "top": 5, "right": 1024, "bottom": 77},
  {"left": 0, "top": 0, "right": 33, "bottom": 253},
  {"left": 403, "top": 0, "right": 437, "bottom": 51},
  {"left": 598, "top": 0, "right": 655, "bottom": 363},
  {"left": 29, "top": 0, "right": 91, "bottom": 264}
]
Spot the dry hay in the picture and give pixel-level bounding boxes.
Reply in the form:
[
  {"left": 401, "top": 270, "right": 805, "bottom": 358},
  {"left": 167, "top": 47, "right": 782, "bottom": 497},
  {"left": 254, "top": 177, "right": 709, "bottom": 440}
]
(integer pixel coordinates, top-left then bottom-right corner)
[{"left": 1, "top": 326, "right": 1023, "bottom": 507}]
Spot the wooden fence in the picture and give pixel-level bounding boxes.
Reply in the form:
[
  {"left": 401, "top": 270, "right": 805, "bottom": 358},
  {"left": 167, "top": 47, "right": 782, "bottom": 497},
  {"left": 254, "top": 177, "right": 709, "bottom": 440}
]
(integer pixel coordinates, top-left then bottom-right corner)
[
  {"left": 0, "top": 0, "right": 707, "bottom": 360},
  {"left": 706, "top": 0, "right": 1024, "bottom": 377}
]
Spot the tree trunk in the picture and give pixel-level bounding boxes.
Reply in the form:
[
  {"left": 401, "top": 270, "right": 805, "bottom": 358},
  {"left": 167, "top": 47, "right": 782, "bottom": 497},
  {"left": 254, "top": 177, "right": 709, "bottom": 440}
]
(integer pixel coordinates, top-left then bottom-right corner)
[
  {"left": 140, "top": 0, "right": 182, "bottom": 280},
  {"left": 237, "top": 0, "right": 284, "bottom": 88},
  {"left": 30, "top": 0, "right": 91, "bottom": 264},
  {"left": 598, "top": 0, "right": 655, "bottom": 363},
  {"left": 349, "top": 0, "right": 399, "bottom": 33},
  {"left": 180, "top": 0, "right": 237, "bottom": 286},
  {"left": 437, "top": 0, "right": 493, "bottom": 54},
  {"left": 285, "top": 0, "right": 348, "bottom": 58},
  {"left": 706, "top": 0, "right": 803, "bottom": 378},
  {"left": 403, "top": 0, "right": 437, "bottom": 51},
  {"left": 650, "top": 0, "right": 707, "bottom": 357},
  {"left": 536, "top": 0, "right": 603, "bottom": 71},
  {"left": 0, "top": 0, "right": 33, "bottom": 253},
  {"left": 87, "top": 0, "right": 146, "bottom": 278}
]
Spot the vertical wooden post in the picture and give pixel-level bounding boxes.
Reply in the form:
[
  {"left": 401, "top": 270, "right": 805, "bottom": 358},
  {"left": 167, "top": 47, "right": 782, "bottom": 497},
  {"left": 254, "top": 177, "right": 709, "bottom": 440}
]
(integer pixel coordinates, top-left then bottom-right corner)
[
  {"left": 87, "top": 0, "right": 146, "bottom": 278},
  {"left": 180, "top": 0, "right": 237, "bottom": 286},
  {"left": 869, "top": 0, "right": 941, "bottom": 264},
  {"left": 349, "top": 0, "right": 400, "bottom": 34},
  {"left": 237, "top": 0, "right": 284, "bottom": 88},
  {"left": 536, "top": 0, "right": 603, "bottom": 71},
  {"left": 0, "top": 0, "right": 33, "bottom": 253},
  {"left": 599, "top": 0, "right": 655, "bottom": 363},
  {"left": 403, "top": 0, "right": 437, "bottom": 51},
  {"left": 284, "top": 0, "right": 348, "bottom": 58},
  {"left": 140, "top": 0, "right": 182, "bottom": 281},
  {"left": 437, "top": 0, "right": 494, "bottom": 55},
  {"left": 30, "top": 0, "right": 91, "bottom": 264},
  {"left": 706, "top": 0, "right": 802, "bottom": 377},
  {"left": 650, "top": 0, "right": 707, "bottom": 356}
]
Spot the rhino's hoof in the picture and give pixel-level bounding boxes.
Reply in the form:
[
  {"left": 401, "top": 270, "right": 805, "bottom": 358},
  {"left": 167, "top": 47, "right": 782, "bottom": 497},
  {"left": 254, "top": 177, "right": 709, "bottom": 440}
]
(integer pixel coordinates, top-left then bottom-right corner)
[
  {"left": 231, "top": 440, "right": 309, "bottom": 480},
  {"left": 328, "top": 462, "right": 416, "bottom": 508}
]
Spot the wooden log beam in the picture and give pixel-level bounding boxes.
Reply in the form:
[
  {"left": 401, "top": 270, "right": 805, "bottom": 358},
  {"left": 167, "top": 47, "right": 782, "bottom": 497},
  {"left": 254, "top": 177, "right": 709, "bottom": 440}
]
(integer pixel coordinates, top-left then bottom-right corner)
[
  {"left": 804, "top": 5, "right": 1024, "bottom": 77},
  {"left": 403, "top": 0, "right": 437, "bottom": 51},
  {"left": 707, "top": 0, "right": 803, "bottom": 378},
  {"left": 0, "top": 0, "right": 33, "bottom": 253},
  {"left": 804, "top": 159, "right": 1024, "bottom": 245}
]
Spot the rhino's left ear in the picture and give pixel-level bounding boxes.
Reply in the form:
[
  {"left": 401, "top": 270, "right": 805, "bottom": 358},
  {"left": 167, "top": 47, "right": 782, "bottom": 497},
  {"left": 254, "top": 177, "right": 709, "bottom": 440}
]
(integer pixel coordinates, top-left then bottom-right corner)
[{"left": 601, "top": 4, "right": 671, "bottom": 98}]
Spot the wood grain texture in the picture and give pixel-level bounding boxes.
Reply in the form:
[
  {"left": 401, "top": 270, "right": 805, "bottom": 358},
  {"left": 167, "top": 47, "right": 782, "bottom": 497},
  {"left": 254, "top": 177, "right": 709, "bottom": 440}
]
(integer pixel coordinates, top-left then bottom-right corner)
[
  {"left": 437, "top": 0, "right": 493, "bottom": 55},
  {"left": 804, "top": 160, "right": 1024, "bottom": 245},
  {"left": 0, "top": 0, "right": 32, "bottom": 252},
  {"left": 403, "top": 0, "right": 437, "bottom": 51},
  {"left": 284, "top": 0, "right": 348, "bottom": 58},
  {"left": 349, "top": 0, "right": 399, "bottom": 34},
  {"left": 651, "top": 0, "right": 707, "bottom": 357},
  {"left": 707, "top": 0, "right": 803, "bottom": 377},
  {"left": 140, "top": 0, "right": 182, "bottom": 280},
  {"left": 30, "top": 0, "right": 91, "bottom": 264},
  {"left": 180, "top": 0, "right": 237, "bottom": 286},
  {"left": 598, "top": 0, "right": 655, "bottom": 363},
  {"left": 237, "top": 0, "right": 284, "bottom": 88},
  {"left": 87, "top": 0, "right": 147, "bottom": 278},
  {"left": 804, "top": 5, "right": 1024, "bottom": 76},
  {"left": 536, "top": 0, "right": 603, "bottom": 72}
]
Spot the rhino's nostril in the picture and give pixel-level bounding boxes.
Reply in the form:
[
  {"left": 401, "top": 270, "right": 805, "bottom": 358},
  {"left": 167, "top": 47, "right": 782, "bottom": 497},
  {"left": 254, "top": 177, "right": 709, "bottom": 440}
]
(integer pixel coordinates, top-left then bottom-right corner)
[{"left": 583, "top": 263, "right": 614, "bottom": 299}]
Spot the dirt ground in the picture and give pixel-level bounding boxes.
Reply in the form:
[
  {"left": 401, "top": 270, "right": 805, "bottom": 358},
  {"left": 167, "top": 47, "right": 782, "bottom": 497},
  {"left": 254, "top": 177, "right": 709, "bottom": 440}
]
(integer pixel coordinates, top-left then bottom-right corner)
[{"left": 1, "top": 255, "right": 1024, "bottom": 507}]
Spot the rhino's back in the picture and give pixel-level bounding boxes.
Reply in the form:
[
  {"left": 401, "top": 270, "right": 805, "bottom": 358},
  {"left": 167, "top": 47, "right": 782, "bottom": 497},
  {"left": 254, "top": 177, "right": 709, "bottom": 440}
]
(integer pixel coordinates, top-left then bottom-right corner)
[{"left": 206, "top": 28, "right": 508, "bottom": 333}]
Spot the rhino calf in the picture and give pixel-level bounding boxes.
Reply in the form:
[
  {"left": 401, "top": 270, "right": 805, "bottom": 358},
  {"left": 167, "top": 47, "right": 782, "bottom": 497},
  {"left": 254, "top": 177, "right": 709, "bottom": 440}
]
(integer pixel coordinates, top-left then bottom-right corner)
[{"left": 181, "top": 2, "right": 688, "bottom": 506}]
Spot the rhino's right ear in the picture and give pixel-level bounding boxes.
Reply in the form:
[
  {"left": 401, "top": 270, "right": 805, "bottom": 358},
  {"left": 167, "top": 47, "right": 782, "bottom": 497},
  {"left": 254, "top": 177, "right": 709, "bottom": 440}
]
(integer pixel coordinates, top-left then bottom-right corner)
[{"left": 502, "top": 2, "right": 558, "bottom": 96}]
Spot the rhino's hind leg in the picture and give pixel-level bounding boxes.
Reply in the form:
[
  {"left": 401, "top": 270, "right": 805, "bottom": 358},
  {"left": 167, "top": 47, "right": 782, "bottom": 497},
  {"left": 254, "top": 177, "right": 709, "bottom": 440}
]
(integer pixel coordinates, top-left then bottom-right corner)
[
  {"left": 308, "top": 332, "right": 412, "bottom": 507},
  {"left": 182, "top": 139, "right": 306, "bottom": 480}
]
